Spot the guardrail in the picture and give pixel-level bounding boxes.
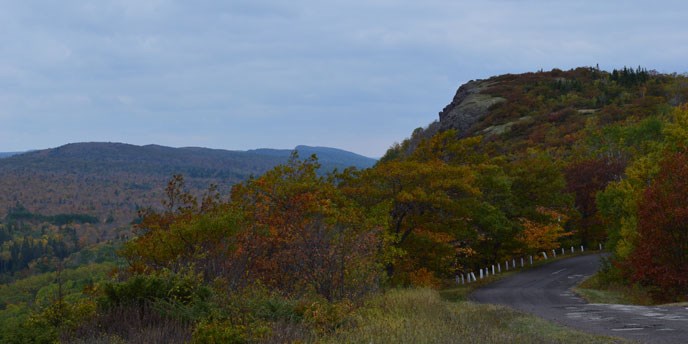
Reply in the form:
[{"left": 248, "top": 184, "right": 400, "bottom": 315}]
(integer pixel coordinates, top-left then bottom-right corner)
[{"left": 456, "top": 243, "right": 603, "bottom": 284}]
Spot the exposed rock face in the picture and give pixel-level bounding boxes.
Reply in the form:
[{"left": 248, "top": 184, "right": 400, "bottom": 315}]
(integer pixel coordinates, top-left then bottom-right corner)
[{"left": 438, "top": 79, "right": 505, "bottom": 135}]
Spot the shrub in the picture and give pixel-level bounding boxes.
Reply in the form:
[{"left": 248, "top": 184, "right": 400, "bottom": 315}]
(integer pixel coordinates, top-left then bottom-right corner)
[{"left": 98, "top": 269, "right": 207, "bottom": 311}]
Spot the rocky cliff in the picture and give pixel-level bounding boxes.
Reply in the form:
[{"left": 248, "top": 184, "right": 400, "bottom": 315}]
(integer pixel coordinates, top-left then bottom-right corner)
[{"left": 438, "top": 79, "right": 505, "bottom": 135}]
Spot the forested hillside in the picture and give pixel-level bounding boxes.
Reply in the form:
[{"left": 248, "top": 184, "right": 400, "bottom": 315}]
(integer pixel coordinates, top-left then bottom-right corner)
[
  {"left": 0, "top": 143, "right": 374, "bottom": 293},
  {"left": 0, "top": 152, "right": 21, "bottom": 159},
  {"left": 385, "top": 66, "right": 688, "bottom": 300},
  {"left": 3, "top": 66, "right": 687, "bottom": 343},
  {"left": 0, "top": 143, "right": 375, "bottom": 237}
]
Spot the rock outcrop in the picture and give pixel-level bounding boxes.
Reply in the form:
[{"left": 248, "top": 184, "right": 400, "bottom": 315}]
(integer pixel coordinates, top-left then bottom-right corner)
[{"left": 438, "top": 79, "right": 505, "bottom": 135}]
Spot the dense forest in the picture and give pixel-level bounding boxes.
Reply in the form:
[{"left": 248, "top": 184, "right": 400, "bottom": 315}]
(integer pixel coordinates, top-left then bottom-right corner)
[
  {"left": 0, "top": 144, "right": 376, "bottom": 245},
  {"left": 2, "top": 66, "right": 687, "bottom": 343}
]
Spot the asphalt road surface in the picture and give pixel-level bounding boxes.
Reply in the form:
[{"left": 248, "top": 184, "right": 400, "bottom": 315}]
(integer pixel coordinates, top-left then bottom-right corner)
[{"left": 470, "top": 254, "right": 688, "bottom": 343}]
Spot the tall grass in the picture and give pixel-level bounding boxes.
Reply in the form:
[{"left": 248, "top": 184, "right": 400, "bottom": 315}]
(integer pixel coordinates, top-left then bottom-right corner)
[
  {"left": 66, "top": 303, "right": 192, "bottom": 344},
  {"left": 323, "top": 288, "right": 627, "bottom": 344}
]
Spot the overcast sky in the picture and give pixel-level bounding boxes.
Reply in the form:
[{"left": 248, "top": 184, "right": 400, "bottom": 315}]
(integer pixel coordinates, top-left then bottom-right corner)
[{"left": 1, "top": 1, "right": 686, "bottom": 157}]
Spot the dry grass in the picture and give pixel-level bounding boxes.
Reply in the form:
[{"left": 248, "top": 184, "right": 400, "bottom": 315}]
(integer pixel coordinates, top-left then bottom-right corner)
[
  {"left": 322, "top": 288, "right": 627, "bottom": 344},
  {"left": 575, "top": 274, "right": 654, "bottom": 306},
  {"left": 66, "top": 304, "right": 193, "bottom": 344}
]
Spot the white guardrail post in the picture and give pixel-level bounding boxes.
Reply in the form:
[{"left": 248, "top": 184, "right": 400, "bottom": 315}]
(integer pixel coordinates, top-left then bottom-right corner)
[{"left": 457, "top": 243, "right": 602, "bottom": 286}]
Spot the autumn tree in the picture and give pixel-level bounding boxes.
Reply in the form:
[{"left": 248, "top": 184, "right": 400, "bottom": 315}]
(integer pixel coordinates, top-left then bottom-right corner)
[
  {"left": 346, "top": 132, "right": 533, "bottom": 285},
  {"left": 415, "top": 132, "right": 521, "bottom": 265},
  {"left": 344, "top": 156, "right": 479, "bottom": 285},
  {"left": 597, "top": 105, "right": 686, "bottom": 260},
  {"left": 120, "top": 175, "right": 239, "bottom": 279},
  {"left": 518, "top": 207, "right": 572, "bottom": 253},
  {"left": 630, "top": 149, "right": 688, "bottom": 301},
  {"left": 507, "top": 149, "right": 572, "bottom": 219},
  {"left": 230, "top": 154, "right": 382, "bottom": 300},
  {"left": 564, "top": 156, "right": 626, "bottom": 245}
]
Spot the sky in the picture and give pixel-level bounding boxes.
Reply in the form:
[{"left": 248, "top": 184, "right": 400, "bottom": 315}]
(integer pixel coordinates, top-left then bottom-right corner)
[{"left": 1, "top": 1, "right": 687, "bottom": 157}]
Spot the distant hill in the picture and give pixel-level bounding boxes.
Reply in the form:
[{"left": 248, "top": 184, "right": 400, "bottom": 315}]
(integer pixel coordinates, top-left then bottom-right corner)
[
  {"left": 0, "top": 152, "right": 21, "bottom": 159},
  {"left": 250, "top": 145, "right": 376, "bottom": 171},
  {"left": 0, "top": 142, "right": 376, "bottom": 241}
]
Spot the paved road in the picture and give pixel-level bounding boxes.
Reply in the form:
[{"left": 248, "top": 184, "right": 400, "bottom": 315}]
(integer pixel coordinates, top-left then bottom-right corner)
[{"left": 470, "top": 254, "right": 688, "bottom": 343}]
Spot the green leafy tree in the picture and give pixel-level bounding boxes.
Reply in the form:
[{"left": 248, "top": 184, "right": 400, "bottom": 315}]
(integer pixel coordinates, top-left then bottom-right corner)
[
  {"left": 507, "top": 149, "right": 573, "bottom": 228},
  {"left": 121, "top": 175, "right": 240, "bottom": 280},
  {"left": 348, "top": 158, "right": 478, "bottom": 284}
]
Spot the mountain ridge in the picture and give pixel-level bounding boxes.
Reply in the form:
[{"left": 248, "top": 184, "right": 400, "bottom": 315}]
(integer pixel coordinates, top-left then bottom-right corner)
[
  {"left": 0, "top": 152, "right": 22, "bottom": 159},
  {"left": 0, "top": 142, "right": 377, "bottom": 242},
  {"left": 0, "top": 142, "right": 375, "bottom": 173}
]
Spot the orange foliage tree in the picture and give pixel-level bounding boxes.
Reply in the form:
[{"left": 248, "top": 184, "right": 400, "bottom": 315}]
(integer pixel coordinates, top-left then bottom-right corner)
[
  {"left": 518, "top": 207, "right": 572, "bottom": 253},
  {"left": 230, "top": 154, "right": 383, "bottom": 300},
  {"left": 123, "top": 156, "right": 384, "bottom": 301}
]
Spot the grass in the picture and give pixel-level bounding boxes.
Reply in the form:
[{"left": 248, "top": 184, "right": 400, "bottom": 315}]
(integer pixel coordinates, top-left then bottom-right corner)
[
  {"left": 574, "top": 274, "right": 635, "bottom": 305},
  {"left": 574, "top": 273, "right": 657, "bottom": 306},
  {"left": 576, "top": 274, "right": 688, "bottom": 307},
  {"left": 324, "top": 255, "right": 625, "bottom": 343},
  {"left": 322, "top": 288, "right": 627, "bottom": 343}
]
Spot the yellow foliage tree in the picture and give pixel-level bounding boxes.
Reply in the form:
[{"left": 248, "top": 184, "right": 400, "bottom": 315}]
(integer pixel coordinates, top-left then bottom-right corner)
[{"left": 518, "top": 207, "right": 571, "bottom": 252}]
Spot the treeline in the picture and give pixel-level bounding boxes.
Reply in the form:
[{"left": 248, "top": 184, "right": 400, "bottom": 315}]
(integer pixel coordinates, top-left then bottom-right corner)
[
  {"left": 610, "top": 66, "right": 650, "bottom": 87},
  {"left": 0, "top": 223, "right": 82, "bottom": 283},
  {"left": 5, "top": 205, "right": 99, "bottom": 226},
  {"left": 0, "top": 207, "right": 91, "bottom": 279},
  {"left": 594, "top": 105, "right": 688, "bottom": 301},
  {"left": 21, "top": 134, "right": 584, "bottom": 342},
  {"left": 126, "top": 134, "right": 584, "bottom": 292},
  {"left": 0, "top": 231, "right": 77, "bottom": 276}
]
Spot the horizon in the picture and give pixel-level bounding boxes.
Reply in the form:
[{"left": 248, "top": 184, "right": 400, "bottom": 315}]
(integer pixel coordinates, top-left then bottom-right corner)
[
  {"left": 1, "top": 1, "right": 687, "bottom": 157},
  {"left": 0, "top": 140, "right": 381, "bottom": 159}
]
